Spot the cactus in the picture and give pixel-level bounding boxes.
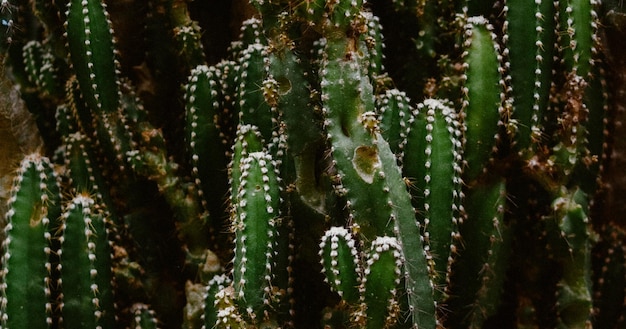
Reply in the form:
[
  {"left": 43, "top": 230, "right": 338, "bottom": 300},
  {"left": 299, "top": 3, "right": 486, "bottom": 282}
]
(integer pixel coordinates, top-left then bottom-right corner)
[{"left": 0, "top": 0, "right": 625, "bottom": 328}]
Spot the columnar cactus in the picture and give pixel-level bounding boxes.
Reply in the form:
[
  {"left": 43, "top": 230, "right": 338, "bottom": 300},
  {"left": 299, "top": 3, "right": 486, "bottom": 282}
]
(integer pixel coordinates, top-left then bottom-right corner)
[{"left": 0, "top": 0, "right": 625, "bottom": 328}]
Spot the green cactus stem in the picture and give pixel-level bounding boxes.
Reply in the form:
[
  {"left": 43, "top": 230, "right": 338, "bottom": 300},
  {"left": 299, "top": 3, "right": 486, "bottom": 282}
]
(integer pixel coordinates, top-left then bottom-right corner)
[
  {"left": 558, "top": 0, "right": 598, "bottom": 79},
  {"left": 376, "top": 89, "right": 412, "bottom": 160},
  {"left": 237, "top": 43, "right": 277, "bottom": 146},
  {"left": 184, "top": 64, "right": 231, "bottom": 221},
  {"left": 202, "top": 274, "right": 231, "bottom": 329},
  {"left": 1, "top": 153, "right": 61, "bottom": 328},
  {"left": 65, "top": 0, "right": 120, "bottom": 116},
  {"left": 59, "top": 194, "right": 115, "bottom": 328},
  {"left": 446, "top": 176, "right": 511, "bottom": 328},
  {"left": 403, "top": 98, "right": 463, "bottom": 301},
  {"left": 550, "top": 188, "right": 594, "bottom": 328},
  {"left": 319, "top": 226, "right": 361, "bottom": 305},
  {"left": 503, "top": 0, "right": 556, "bottom": 153},
  {"left": 231, "top": 150, "right": 281, "bottom": 322},
  {"left": 359, "top": 236, "right": 404, "bottom": 329},
  {"left": 461, "top": 16, "right": 505, "bottom": 183}
]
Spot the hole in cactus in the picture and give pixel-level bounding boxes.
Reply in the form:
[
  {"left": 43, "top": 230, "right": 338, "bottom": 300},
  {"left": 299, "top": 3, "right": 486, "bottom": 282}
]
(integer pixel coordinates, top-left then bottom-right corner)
[
  {"left": 276, "top": 76, "right": 291, "bottom": 95},
  {"left": 29, "top": 200, "right": 45, "bottom": 227},
  {"left": 352, "top": 145, "right": 381, "bottom": 184}
]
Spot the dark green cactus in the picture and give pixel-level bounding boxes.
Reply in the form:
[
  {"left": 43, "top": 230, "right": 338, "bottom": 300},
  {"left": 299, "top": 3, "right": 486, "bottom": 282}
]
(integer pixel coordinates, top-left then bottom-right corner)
[{"left": 0, "top": 0, "right": 625, "bottom": 328}]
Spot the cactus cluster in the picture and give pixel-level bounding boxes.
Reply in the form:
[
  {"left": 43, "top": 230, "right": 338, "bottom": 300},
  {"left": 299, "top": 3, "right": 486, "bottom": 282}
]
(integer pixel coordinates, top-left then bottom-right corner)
[{"left": 0, "top": 0, "right": 625, "bottom": 328}]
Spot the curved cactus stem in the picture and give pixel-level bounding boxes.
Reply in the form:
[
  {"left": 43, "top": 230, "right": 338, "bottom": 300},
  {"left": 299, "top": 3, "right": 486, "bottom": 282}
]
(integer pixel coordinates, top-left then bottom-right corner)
[
  {"left": 268, "top": 41, "right": 329, "bottom": 213},
  {"left": 59, "top": 194, "right": 115, "bottom": 329},
  {"left": 1, "top": 153, "right": 61, "bottom": 328},
  {"left": 320, "top": 35, "right": 396, "bottom": 239},
  {"left": 126, "top": 123, "right": 207, "bottom": 257},
  {"left": 403, "top": 98, "right": 463, "bottom": 302}
]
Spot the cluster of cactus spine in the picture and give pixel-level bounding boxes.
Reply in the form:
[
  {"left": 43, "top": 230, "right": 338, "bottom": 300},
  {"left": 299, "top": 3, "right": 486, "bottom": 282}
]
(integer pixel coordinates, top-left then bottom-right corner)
[{"left": 0, "top": 0, "right": 624, "bottom": 328}]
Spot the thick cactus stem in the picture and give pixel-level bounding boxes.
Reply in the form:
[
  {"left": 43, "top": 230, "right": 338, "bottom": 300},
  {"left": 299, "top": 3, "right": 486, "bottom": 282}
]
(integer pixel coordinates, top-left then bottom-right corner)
[
  {"left": 403, "top": 98, "right": 463, "bottom": 301},
  {"left": 65, "top": 0, "right": 120, "bottom": 115},
  {"left": 461, "top": 16, "right": 505, "bottom": 183},
  {"left": 231, "top": 150, "right": 281, "bottom": 322},
  {"left": 59, "top": 194, "right": 115, "bottom": 329},
  {"left": 1, "top": 153, "right": 61, "bottom": 328}
]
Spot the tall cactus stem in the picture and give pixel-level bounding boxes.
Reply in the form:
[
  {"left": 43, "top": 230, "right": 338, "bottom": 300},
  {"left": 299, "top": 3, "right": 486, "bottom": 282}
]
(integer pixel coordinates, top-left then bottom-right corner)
[
  {"left": 231, "top": 150, "right": 281, "bottom": 322},
  {"left": 1, "top": 153, "right": 61, "bottom": 328},
  {"left": 461, "top": 16, "right": 505, "bottom": 183},
  {"left": 403, "top": 98, "right": 463, "bottom": 302},
  {"left": 59, "top": 194, "right": 115, "bottom": 329}
]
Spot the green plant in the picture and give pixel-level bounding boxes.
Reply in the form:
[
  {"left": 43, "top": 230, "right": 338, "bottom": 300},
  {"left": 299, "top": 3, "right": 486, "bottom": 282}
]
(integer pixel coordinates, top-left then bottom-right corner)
[{"left": 0, "top": 0, "right": 624, "bottom": 328}]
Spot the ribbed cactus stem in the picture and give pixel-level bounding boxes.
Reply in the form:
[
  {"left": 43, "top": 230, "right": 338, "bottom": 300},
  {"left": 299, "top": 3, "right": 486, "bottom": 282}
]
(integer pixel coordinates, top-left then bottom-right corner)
[
  {"left": 461, "top": 16, "right": 505, "bottom": 183},
  {"left": 320, "top": 35, "right": 395, "bottom": 238},
  {"left": 22, "top": 40, "right": 61, "bottom": 97},
  {"left": 65, "top": 0, "right": 121, "bottom": 115},
  {"left": 1, "top": 153, "right": 61, "bottom": 328},
  {"left": 403, "top": 98, "right": 463, "bottom": 301},
  {"left": 59, "top": 194, "right": 115, "bottom": 328},
  {"left": 377, "top": 89, "right": 412, "bottom": 160},
  {"left": 231, "top": 150, "right": 281, "bottom": 322},
  {"left": 558, "top": 0, "right": 598, "bottom": 79},
  {"left": 359, "top": 236, "right": 404, "bottom": 329},
  {"left": 237, "top": 43, "right": 277, "bottom": 146},
  {"left": 185, "top": 64, "right": 230, "bottom": 219},
  {"left": 319, "top": 226, "right": 361, "bottom": 304},
  {"left": 503, "top": 0, "right": 556, "bottom": 153}
]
